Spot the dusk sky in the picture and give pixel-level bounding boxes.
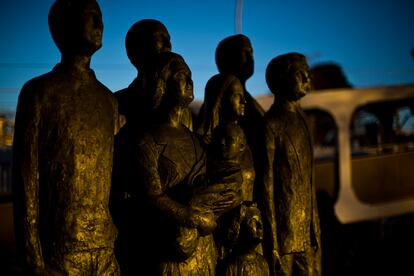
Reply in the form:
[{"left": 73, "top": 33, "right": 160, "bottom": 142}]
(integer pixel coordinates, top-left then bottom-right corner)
[{"left": 0, "top": 0, "right": 413, "bottom": 112}]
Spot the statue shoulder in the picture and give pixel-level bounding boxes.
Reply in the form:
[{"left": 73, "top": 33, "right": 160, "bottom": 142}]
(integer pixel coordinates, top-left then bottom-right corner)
[{"left": 18, "top": 71, "right": 57, "bottom": 102}]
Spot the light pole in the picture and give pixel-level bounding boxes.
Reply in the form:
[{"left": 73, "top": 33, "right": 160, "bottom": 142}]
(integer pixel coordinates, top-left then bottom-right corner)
[{"left": 235, "top": 0, "right": 243, "bottom": 34}]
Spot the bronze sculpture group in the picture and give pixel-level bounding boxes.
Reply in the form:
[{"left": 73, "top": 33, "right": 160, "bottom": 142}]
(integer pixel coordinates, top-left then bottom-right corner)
[{"left": 12, "top": 0, "right": 321, "bottom": 275}]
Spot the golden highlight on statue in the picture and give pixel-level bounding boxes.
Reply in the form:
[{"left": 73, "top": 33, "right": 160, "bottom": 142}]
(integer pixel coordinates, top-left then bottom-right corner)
[
  {"left": 12, "top": 2, "right": 322, "bottom": 275},
  {"left": 12, "top": 0, "right": 123, "bottom": 275},
  {"left": 262, "top": 53, "right": 321, "bottom": 276}
]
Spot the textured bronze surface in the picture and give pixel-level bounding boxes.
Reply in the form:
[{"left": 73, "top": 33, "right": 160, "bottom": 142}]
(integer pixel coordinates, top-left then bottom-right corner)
[
  {"left": 262, "top": 53, "right": 321, "bottom": 276},
  {"left": 199, "top": 74, "right": 255, "bottom": 202},
  {"left": 12, "top": 0, "right": 122, "bottom": 275},
  {"left": 114, "top": 52, "right": 241, "bottom": 275},
  {"left": 196, "top": 35, "right": 265, "bottom": 191}
]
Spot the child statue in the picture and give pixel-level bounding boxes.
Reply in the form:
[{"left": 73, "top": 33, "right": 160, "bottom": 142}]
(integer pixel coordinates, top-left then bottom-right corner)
[{"left": 217, "top": 201, "right": 270, "bottom": 276}]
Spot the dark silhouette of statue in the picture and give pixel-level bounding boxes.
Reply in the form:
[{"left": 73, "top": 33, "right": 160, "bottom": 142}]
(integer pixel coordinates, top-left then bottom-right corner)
[
  {"left": 196, "top": 35, "right": 265, "bottom": 189},
  {"left": 262, "top": 53, "right": 321, "bottom": 276},
  {"left": 217, "top": 202, "right": 270, "bottom": 276},
  {"left": 310, "top": 63, "right": 352, "bottom": 91},
  {"left": 115, "top": 19, "right": 193, "bottom": 130},
  {"left": 110, "top": 20, "right": 195, "bottom": 275},
  {"left": 121, "top": 51, "right": 240, "bottom": 275},
  {"left": 12, "top": 0, "right": 123, "bottom": 275}
]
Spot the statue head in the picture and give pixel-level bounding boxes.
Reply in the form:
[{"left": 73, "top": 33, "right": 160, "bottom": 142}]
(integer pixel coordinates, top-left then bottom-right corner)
[
  {"left": 226, "top": 201, "right": 264, "bottom": 250},
  {"left": 211, "top": 122, "right": 246, "bottom": 162},
  {"left": 151, "top": 52, "right": 193, "bottom": 112},
  {"left": 49, "top": 0, "right": 103, "bottom": 57},
  {"left": 266, "top": 52, "right": 311, "bottom": 101},
  {"left": 215, "top": 34, "right": 254, "bottom": 83},
  {"left": 202, "top": 74, "right": 245, "bottom": 143},
  {"left": 125, "top": 19, "right": 171, "bottom": 72}
]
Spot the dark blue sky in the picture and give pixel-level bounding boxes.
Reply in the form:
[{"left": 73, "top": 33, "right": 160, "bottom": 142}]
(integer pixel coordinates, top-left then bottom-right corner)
[{"left": 0, "top": 0, "right": 413, "bottom": 111}]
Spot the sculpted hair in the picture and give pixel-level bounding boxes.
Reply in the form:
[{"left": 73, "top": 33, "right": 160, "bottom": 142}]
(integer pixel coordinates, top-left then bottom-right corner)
[
  {"left": 202, "top": 74, "right": 241, "bottom": 142},
  {"left": 266, "top": 52, "right": 306, "bottom": 96}
]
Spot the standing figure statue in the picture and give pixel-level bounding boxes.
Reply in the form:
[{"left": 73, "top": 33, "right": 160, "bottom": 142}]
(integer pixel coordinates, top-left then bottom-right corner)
[
  {"left": 12, "top": 0, "right": 123, "bottom": 275},
  {"left": 126, "top": 52, "right": 239, "bottom": 275},
  {"left": 197, "top": 35, "right": 265, "bottom": 186},
  {"left": 262, "top": 53, "right": 321, "bottom": 276},
  {"left": 110, "top": 19, "right": 173, "bottom": 274}
]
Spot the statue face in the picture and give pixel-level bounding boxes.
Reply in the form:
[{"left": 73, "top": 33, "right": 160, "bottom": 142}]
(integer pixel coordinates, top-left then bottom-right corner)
[
  {"left": 149, "top": 29, "right": 171, "bottom": 56},
  {"left": 169, "top": 68, "right": 194, "bottom": 106},
  {"left": 289, "top": 61, "right": 311, "bottom": 100},
  {"left": 234, "top": 42, "right": 254, "bottom": 82},
  {"left": 126, "top": 20, "right": 171, "bottom": 71},
  {"left": 225, "top": 81, "right": 246, "bottom": 119},
  {"left": 218, "top": 126, "right": 244, "bottom": 161},
  {"left": 77, "top": 1, "right": 103, "bottom": 55},
  {"left": 81, "top": 1, "right": 103, "bottom": 50},
  {"left": 245, "top": 211, "right": 264, "bottom": 242}
]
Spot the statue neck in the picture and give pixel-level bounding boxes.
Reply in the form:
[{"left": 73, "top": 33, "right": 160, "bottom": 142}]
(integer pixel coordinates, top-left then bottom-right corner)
[
  {"left": 233, "top": 242, "right": 260, "bottom": 258},
  {"left": 60, "top": 54, "right": 92, "bottom": 75},
  {"left": 163, "top": 105, "right": 186, "bottom": 128},
  {"left": 277, "top": 98, "right": 300, "bottom": 112}
]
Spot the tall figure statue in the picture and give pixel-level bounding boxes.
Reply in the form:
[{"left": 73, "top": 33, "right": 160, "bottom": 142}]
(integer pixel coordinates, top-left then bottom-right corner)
[
  {"left": 196, "top": 34, "right": 265, "bottom": 201},
  {"left": 262, "top": 53, "right": 321, "bottom": 276},
  {"left": 110, "top": 19, "right": 193, "bottom": 274},
  {"left": 12, "top": 0, "right": 123, "bottom": 275},
  {"left": 124, "top": 52, "right": 239, "bottom": 275},
  {"left": 110, "top": 19, "right": 173, "bottom": 274}
]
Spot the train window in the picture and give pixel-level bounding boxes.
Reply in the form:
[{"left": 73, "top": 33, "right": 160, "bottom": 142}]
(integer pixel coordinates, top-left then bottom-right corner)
[
  {"left": 351, "top": 99, "right": 414, "bottom": 156},
  {"left": 350, "top": 99, "right": 414, "bottom": 204}
]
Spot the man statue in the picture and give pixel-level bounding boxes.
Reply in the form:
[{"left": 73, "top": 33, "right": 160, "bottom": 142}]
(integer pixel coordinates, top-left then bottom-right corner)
[
  {"left": 262, "top": 53, "right": 321, "bottom": 276},
  {"left": 12, "top": 0, "right": 123, "bottom": 274},
  {"left": 115, "top": 19, "right": 192, "bottom": 130}
]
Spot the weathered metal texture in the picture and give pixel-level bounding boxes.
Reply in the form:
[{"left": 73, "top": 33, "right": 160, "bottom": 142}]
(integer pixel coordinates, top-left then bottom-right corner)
[
  {"left": 262, "top": 53, "right": 321, "bottom": 276},
  {"left": 12, "top": 1, "right": 122, "bottom": 275}
]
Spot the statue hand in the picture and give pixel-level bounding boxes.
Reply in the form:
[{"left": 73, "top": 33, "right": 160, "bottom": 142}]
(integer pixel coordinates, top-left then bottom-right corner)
[
  {"left": 211, "top": 189, "right": 242, "bottom": 214},
  {"left": 187, "top": 208, "right": 216, "bottom": 236}
]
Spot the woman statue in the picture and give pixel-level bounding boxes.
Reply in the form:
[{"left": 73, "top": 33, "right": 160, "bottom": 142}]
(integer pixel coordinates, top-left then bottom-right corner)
[
  {"left": 199, "top": 74, "right": 255, "bottom": 202},
  {"left": 126, "top": 52, "right": 238, "bottom": 275}
]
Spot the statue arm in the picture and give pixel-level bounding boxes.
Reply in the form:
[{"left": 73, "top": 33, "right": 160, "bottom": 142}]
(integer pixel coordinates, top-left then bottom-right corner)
[
  {"left": 311, "top": 159, "right": 321, "bottom": 250},
  {"left": 133, "top": 139, "right": 216, "bottom": 234},
  {"left": 112, "top": 94, "right": 126, "bottom": 135},
  {"left": 12, "top": 83, "right": 44, "bottom": 271},
  {"left": 262, "top": 123, "right": 280, "bottom": 270}
]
